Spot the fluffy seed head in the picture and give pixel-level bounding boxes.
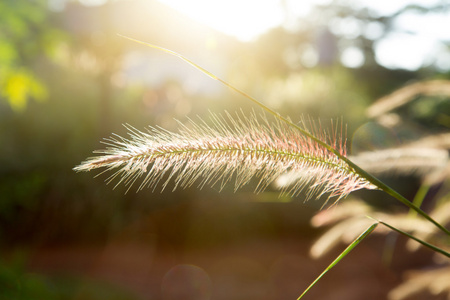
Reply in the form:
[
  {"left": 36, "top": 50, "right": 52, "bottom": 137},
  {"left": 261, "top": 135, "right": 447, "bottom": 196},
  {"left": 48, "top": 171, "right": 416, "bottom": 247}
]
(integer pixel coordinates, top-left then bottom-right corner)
[{"left": 74, "top": 111, "right": 376, "bottom": 200}]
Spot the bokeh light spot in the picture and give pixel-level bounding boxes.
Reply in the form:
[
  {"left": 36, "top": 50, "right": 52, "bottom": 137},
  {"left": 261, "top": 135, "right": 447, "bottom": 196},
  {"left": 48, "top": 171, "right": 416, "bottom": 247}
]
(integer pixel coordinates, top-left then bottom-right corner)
[{"left": 161, "top": 264, "right": 212, "bottom": 300}]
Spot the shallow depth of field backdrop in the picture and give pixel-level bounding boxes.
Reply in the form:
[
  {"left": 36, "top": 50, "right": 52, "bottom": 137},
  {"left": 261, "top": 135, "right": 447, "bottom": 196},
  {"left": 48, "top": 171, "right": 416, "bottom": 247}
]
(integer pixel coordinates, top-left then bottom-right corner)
[{"left": 1, "top": 1, "right": 449, "bottom": 299}]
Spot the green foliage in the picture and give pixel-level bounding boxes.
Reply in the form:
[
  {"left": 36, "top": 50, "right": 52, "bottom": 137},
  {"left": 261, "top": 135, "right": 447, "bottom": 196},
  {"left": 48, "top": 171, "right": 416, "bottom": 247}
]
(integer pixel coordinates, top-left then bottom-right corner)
[
  {"left": 0, "top": 0, "right": 63, "bottom": 111},
  {"left": 0, "top": 69, "right": 47, "bottom": 112}
]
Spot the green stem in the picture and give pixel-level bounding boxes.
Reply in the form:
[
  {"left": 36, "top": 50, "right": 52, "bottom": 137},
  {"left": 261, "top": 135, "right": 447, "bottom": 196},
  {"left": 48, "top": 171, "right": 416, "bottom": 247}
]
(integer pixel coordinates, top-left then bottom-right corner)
[
  {"left": 297, "top": 222, "right": 379, "bottom": 299},
  {"left": 121, "top": 35, "right": 450, "bottom": 236},
  {"left": 378, "top": 220, "right": 450, "bottom": 258},
  {"left": 343, "top": 158, "right": 450, "bottom": 236},
  {"left": 409, "top": 183, "right": 430, "bottom": 217}
]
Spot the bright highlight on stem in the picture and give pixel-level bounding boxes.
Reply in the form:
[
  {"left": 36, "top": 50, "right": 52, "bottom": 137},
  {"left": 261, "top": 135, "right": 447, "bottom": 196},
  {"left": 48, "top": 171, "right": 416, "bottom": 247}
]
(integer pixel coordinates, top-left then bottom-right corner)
[{"left": 74, "top": 112, "right": 375, "bottom": 200}]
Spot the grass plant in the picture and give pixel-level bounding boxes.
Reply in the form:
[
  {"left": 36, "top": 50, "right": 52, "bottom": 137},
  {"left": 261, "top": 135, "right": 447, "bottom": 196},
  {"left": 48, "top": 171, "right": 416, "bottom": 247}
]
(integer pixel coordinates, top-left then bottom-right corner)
[{"left": 74, "top": 36, "right": 450, "bottom": 299}]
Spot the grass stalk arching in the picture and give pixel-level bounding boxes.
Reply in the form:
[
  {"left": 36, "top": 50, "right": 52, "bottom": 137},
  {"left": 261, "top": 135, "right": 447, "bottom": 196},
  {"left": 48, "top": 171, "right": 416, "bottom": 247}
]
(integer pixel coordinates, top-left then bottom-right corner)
[{"left": 118, "top": 35, "right": 449, "bottom": 236}]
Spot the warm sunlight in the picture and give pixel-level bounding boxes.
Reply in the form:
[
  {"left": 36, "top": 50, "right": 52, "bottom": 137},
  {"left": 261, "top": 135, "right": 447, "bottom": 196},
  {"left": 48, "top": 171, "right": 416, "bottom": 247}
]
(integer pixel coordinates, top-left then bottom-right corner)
[
  {"left": 158, "top": 0, "right": 285, "bottom": 41},
  {"left": 157, "top": 0, "right": 450, "bottom": 71}
]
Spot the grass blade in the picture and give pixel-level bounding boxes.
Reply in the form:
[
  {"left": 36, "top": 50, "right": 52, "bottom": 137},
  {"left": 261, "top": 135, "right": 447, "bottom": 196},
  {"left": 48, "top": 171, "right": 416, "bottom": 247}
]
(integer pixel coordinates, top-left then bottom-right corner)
[
  {"left": 409, "top": 183, "right": 430, "bottom": 217},
  {"left": 297, "top": 222, "right": 378, "bottom": 299},
  {"left": 378, "top": 220, "right": 450, "bottom": 258}
]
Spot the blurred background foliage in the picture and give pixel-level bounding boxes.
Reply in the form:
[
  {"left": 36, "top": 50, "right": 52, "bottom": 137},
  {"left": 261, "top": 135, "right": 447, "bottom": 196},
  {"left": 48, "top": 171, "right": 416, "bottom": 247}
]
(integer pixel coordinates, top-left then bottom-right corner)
[{"left": 0, "top": 0, "right": 449, "bottom": 299}]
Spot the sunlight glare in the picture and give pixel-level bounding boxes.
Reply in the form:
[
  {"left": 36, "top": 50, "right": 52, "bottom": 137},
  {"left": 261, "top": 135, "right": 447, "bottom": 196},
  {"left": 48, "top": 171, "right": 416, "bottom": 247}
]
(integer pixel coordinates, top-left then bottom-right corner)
[
  {"left": 158, "top": 0, "right": 449, "bottom": 71},
  {"left": 375, "top": 33, "right": 436, "bottom": 70},
  {"left": 158, "top": 0, "right": 284, "bottom": 42},
  {"left": 78, "top": 0, "right": 108, "bottom": 6}
]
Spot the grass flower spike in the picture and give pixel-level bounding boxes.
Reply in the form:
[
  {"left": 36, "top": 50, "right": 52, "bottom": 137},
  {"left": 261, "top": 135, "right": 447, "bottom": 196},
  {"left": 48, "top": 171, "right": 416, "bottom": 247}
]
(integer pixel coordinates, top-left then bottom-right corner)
[
  {"left": 74, "top": 111, "right": 375, "bottom": 200},
  {"left": 107, "top": 36, "right": 449, "bottom": 236}
]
